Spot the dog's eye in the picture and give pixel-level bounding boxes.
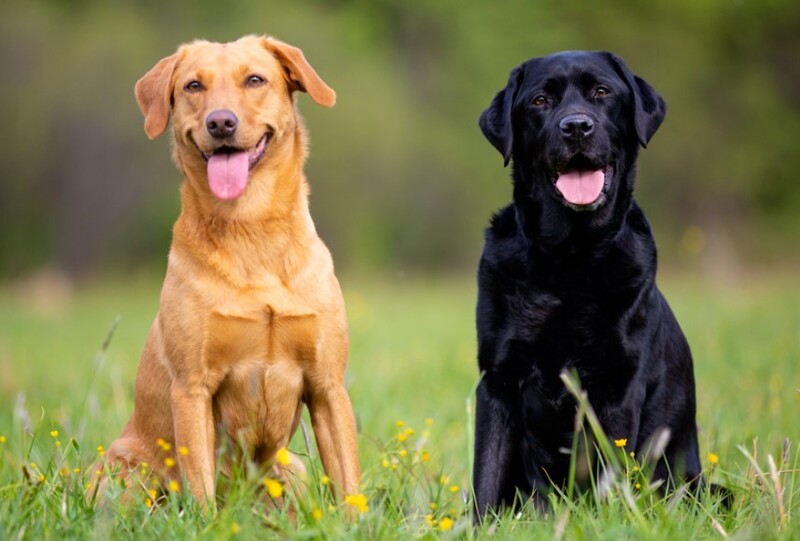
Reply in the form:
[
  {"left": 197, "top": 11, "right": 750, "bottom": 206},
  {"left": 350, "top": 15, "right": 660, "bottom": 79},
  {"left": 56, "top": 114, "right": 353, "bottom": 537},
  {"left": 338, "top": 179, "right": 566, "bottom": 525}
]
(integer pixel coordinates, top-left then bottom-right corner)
[
  {"left": 593, "top": 86, "right": 612, "bottom": 98},
  {"left": 245, "top": 75, "right": 267, "bottom": 88},
  {"left": 532, "top": 95, "right": 547, "bottom": 107},
  {"left": 185, "top": 80, "right": 203, "bottom": 93}
]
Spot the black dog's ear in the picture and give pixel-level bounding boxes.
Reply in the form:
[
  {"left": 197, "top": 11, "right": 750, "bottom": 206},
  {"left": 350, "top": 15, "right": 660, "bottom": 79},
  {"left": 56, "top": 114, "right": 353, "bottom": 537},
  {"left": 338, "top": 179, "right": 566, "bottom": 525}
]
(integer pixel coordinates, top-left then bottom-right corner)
[
  {"left": 479, "top": 66, "right": 524, "bottom": 166},
  {"left": 607, "top": 53, "right": 666, "bottom": 148}
]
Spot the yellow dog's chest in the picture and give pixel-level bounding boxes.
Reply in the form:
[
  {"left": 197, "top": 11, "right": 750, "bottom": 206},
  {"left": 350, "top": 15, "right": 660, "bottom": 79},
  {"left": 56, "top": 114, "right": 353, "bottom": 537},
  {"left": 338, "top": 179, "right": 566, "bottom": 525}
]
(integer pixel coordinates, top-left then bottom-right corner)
[{"left": 202, "top": 304, "right": 319, "bottom": 373}]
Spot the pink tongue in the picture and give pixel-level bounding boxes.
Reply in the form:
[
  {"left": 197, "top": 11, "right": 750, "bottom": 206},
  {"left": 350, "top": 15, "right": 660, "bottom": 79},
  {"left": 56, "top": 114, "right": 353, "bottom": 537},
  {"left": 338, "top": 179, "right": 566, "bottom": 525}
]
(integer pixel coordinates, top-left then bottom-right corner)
[
  {"left": 207, "top": 151, "right": 249, "bottom": 200},
  {"left": 555, "top": 170, "right": 605, "bottom": 205}
]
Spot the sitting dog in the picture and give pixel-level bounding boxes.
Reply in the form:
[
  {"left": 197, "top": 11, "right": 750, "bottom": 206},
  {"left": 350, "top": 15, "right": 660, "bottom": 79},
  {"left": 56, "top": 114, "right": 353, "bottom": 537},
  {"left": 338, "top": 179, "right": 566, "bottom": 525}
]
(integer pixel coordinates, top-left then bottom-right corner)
[
  {"left": 99, "top": 35, "right": 360, "bottom": 506},
  {"left": 473, "top": 51, "right": 703, "bottom": 517}
]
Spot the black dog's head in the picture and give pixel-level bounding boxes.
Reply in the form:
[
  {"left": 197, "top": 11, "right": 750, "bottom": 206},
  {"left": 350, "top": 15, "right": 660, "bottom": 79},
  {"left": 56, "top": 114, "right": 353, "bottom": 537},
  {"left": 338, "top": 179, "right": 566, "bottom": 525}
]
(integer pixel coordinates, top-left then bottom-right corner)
[{"left": 480, "top": 52, "right": 665, "bottom": 240}]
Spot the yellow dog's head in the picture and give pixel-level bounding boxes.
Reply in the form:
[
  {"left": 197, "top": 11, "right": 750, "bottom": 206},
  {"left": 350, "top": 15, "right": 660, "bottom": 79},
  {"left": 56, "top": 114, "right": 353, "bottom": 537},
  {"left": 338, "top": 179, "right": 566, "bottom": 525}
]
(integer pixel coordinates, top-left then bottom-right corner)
[{"left": 135, "top": 35, "right": 334, "bottom": 201}]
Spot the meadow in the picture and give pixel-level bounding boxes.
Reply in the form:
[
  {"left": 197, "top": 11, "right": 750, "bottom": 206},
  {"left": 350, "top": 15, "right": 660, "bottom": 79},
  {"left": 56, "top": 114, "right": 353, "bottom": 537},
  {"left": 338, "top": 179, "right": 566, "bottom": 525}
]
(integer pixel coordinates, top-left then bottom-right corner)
[{"left": 0, "top": 271, "right": 798, "bottom": 539}]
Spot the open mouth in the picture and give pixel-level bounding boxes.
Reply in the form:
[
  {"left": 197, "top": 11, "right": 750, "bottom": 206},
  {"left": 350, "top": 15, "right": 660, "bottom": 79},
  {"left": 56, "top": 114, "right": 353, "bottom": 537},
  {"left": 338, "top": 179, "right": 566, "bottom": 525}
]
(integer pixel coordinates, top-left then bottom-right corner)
[
  {"left": 553, "top": 155, "right": 611, "bottom": 211},
  {"left": 198, "top": 130, "right": 273, "bottom": 201}
]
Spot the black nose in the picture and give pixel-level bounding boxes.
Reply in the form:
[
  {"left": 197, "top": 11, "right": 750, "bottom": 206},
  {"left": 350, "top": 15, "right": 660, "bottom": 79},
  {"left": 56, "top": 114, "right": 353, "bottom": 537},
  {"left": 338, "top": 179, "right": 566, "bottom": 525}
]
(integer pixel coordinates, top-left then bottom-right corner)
[
  {"left": 206, "top": 109, "right": 238, "bottom": 138},
  {"left": 559, "top": 114, "right": 595, "bottom": 140}
]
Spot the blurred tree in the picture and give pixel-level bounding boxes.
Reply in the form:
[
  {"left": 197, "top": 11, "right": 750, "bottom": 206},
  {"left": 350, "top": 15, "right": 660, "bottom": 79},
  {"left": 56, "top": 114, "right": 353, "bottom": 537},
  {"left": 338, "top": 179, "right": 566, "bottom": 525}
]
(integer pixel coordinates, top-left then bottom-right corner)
[{"left": 0, "top": 0, "right": 798, "bottom": 280}]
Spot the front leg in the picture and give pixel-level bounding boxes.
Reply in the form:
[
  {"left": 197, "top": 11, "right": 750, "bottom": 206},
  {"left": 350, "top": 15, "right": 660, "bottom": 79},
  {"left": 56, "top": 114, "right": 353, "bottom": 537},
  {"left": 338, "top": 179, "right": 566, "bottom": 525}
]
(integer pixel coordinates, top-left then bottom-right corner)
[
  {"left": 307, "top": 384, "right": 361, "bottom": 498},
  {"left": 171, "top": 381, "right": 216, "bottom": 508},
  {"left": 473, "top": 378, "right": 524, "bottom": 522}
]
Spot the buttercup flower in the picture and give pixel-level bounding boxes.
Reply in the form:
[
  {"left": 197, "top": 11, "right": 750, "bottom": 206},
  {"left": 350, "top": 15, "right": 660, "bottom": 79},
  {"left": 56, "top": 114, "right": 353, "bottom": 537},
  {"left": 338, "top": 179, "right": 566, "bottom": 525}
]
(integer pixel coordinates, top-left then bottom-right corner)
[
  {"left": 708, "top": 452, "right": 719, "bottom": 465},
  {"left": 168, "top": 480, "right": 180, "bottom": 492},
  {"left": 439, "top": 517, "right": 454, "bottom": 532},
  {"left": 275, "top": 447, "right": 290, "bottom": 466},
  {"left": 614, "top": 438, "right": 627, "bottom": 448},
  {"left": 345, "top": 493, "right": 368, "bottom": 513},
  {"left": 263, "top": 478, "right": 283, "bottom": 499}
]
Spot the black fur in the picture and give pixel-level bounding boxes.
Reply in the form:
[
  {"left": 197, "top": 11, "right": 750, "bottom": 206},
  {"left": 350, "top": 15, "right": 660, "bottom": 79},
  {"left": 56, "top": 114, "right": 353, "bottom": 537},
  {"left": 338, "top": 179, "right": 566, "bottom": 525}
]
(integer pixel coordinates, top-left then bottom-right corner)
[{"left": 473, "top": 51, "right": 702, "bottom": 519}]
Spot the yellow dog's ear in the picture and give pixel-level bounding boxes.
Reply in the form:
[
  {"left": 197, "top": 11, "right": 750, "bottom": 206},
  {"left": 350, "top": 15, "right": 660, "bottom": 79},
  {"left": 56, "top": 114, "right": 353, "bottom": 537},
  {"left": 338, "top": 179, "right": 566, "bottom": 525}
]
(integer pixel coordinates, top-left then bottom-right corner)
[
  {"left": 262, "top": 37, "right": 336, "bottom": 108},
  {"left": 135, "top": 53, "right": 180, "bottom": 139}
]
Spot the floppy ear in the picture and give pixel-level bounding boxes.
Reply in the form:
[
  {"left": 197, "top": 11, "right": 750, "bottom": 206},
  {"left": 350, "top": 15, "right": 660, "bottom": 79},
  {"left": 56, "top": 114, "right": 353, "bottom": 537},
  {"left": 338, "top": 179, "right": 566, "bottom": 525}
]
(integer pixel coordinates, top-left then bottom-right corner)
[
  {"left": 262, "top": 37, "right": 336, "bottom": 108},
  {"left": 479, "top": 66, "right": 523, "bottom": 167},
  {"left": 607, "top": 53, "right": 666, "bottom": 148},
  {"left": 135, "top": 53, "right": 180, "bottom": 140}
]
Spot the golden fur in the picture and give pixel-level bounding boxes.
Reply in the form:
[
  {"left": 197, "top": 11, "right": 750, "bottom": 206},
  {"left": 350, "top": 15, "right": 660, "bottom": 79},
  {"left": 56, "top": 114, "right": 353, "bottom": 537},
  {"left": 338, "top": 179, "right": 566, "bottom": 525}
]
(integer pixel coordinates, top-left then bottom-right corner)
[{"left": 98, "top": 35, "right": 360, "bottom": 507}]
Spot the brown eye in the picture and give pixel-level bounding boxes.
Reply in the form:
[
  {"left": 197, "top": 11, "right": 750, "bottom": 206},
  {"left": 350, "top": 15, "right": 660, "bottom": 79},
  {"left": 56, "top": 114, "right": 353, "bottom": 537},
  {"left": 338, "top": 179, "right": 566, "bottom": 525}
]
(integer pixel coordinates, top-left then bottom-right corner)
[
  {"left": 185, "top": 80, "right": 203, "bottom": 93},
  {"left": 245, "top": 74, "right": 266, "bottom": 88},
  {"left": 532, "top": 95, "right": 547, "bottom": 107},
  {"left": 594, "top": 86, "right": 611, "bottom": 98}
]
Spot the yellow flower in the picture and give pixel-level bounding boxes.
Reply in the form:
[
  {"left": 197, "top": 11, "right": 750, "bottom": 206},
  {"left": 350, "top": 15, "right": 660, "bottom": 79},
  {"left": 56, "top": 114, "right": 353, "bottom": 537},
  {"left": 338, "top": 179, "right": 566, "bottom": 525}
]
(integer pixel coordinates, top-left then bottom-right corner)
[
  {"left": 425, "top": 514, "right": 436, "bottom": 527},
  {"left": 145, "top": 497, "right": 153, "bottom": 507},
  {"left": 399, "top": 449, "right": 408, "bottom": 458},
  {"left": 439, "top": 475, "right": 450, "bottom": 485},
  {"left": 168, "top": 480, "right": 180, "bottom": 492},
  {"left": 320, "top": 475, "right": 330, "bottom": 486},
  {"left": 275, "top": 447, "right": 290, "bottom": 466},
  {"left": 404, "top": 428, "right": 415, "bottom": 437},
  {"left": 97, "top": 445, "right": 105, "bottom": 456},
  {"left": 425, "top": 418, "right": 433, "bottom": 427},
  {"left": 55, "top": 440, "right": 62, "bottom": 447},
  {"left": 164, "top": 457, "right": 176, "bottom": 468},
  {"left": 420, "top": 450, "right": 430, "bottom": 462},
  {"left": 0, "top": 435, "right": 6, "bottom": 444},
  {"left": 156, "top": 438, "right": 171, "bottom": 451},
  {"left": 30, "top": 462, "right": 38, "bottom": 469},
  {"left": 396, "top": 420, "right": 405, "bottom": 428},
  {"left": 311, "top": 508, "right": 323, "bottom": 520},
  {"left": 708, "top": 452, "right": 719, "bottom": 465},
  {"left": 73, "top": 468, "right": 81, "bottom": 474},
  {"left": 439, "top": 517, "right": 454, "bottom": 532},
  {"left": 263, "top": 478, "right": 283, "bottom": 499},
  {"left": 148, "top": 488, "right": 157, "bottom": 500},
  {"left": 614, "top": 438, "right": 627, "bottom": 448},
  {"left": 178, "top": 446, "right": 189, "bottom": 456},
  {"left": 345, "top": 493, "right": 368, "bottom": 513},
  {"left": 382, "top": 458, "right": 390, "bottom": 469},
  {"left": 231, "top": 523, "right": 241, "bottom": 534},
  {"left": 397, "top": 432, "right": 408, "bottom": 443},
  {"left": 429, "top": 502, "right": 438, "bottom": 511},
  {"left": 635, "top": 483, "right": 641, "bottom": 489},
  {"left": 449, "top": 484, "right": 459, "bottom": 493},
  {"left": 50, "top": 430, "right": 59, "bottom": 438}
]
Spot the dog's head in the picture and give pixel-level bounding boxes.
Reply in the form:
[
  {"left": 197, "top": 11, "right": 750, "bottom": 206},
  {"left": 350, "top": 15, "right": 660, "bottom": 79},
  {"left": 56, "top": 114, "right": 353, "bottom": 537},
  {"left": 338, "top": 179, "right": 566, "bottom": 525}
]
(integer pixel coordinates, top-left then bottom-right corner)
[
  {"left": 135, "top": 35, "right": 335, "bottom": 201},
  {"left": 480, "top": 51, "right": 665, "bottom": 222}
]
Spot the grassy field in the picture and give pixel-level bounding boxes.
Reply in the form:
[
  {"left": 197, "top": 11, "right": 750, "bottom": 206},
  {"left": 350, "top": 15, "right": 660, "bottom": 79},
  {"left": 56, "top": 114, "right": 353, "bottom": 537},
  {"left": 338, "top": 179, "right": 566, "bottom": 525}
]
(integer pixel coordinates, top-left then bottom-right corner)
[{"left": 0, "top": 271, "right": 798, "bottom": 539}]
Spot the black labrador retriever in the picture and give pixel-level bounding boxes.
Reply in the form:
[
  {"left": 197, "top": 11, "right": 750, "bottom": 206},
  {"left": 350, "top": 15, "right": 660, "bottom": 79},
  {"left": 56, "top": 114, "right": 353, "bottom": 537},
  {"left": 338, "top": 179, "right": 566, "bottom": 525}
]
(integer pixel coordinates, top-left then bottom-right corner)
[{"left": 473, "top": 51, "right": 702, "bottom": 517}]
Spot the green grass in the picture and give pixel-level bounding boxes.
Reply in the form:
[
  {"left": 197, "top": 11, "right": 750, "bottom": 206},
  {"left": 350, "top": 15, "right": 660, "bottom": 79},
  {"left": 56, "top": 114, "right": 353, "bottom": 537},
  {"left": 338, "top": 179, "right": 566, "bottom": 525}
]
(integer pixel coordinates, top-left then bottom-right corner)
[{"left": 0, "top": 272, "right": 798, "bottom": 539}]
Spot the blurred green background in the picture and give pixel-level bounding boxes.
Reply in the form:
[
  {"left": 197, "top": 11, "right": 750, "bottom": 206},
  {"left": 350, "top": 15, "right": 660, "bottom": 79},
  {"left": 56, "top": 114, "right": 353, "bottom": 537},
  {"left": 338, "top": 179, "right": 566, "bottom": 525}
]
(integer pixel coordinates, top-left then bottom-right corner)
[{"left": 1, "top": 0, "right": 799, "bottom": 281}]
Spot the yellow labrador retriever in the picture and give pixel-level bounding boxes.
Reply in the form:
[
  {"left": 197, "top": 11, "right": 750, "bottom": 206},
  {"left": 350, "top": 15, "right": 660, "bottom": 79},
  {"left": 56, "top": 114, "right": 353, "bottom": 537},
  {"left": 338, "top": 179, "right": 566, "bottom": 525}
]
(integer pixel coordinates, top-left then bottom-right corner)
[{"left": 99, "top": 35, "right": 360, "bottom": 507}]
